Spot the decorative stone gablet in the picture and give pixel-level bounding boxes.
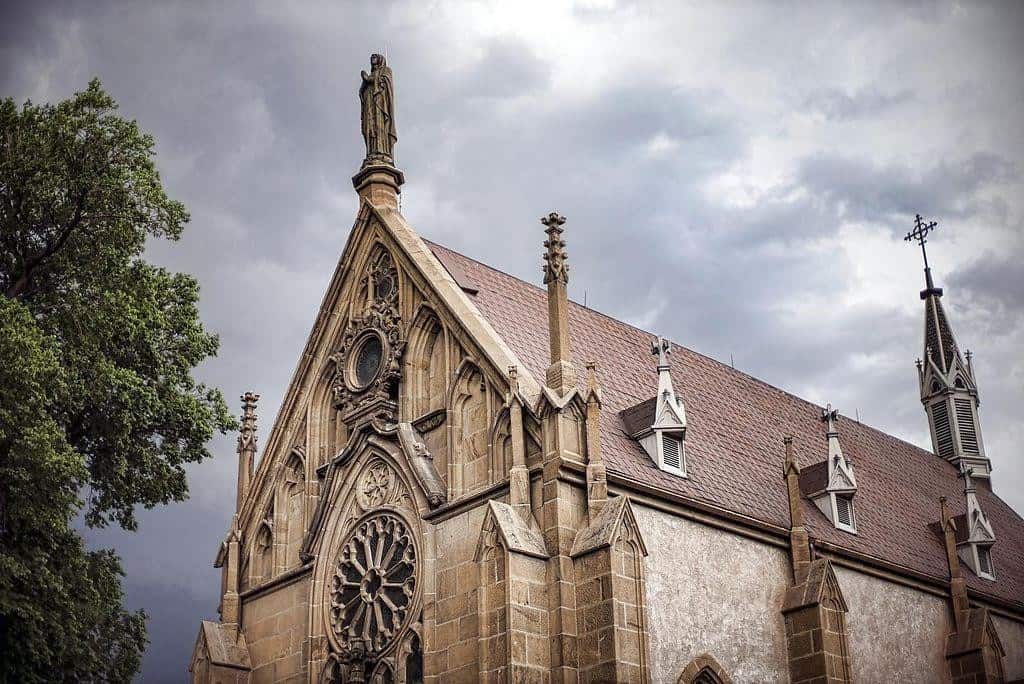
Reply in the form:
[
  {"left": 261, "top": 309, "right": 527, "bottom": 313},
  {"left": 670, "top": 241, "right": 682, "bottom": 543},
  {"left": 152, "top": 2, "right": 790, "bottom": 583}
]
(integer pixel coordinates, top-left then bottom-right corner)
[
  {"left": 474, "top": 500, "right": 550, "bottom": 683},
  {"left": 946, "top": 607, "right": 1006, "bottom": 684},
  {"left": 781, "top": 558, "right": 853, "bottom": 684},
  {"left": 189, "top": 620, "right": 252, "bottom": 683},
  {"left": 570, "top": 496, "right": 651, "bottom": 684}
]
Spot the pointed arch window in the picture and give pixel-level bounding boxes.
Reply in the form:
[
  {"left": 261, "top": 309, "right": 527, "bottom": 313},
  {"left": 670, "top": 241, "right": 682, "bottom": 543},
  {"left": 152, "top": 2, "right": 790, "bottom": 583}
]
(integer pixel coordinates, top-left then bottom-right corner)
[{"left": 678, "top": 653, "right": 732, "bottom": 684}]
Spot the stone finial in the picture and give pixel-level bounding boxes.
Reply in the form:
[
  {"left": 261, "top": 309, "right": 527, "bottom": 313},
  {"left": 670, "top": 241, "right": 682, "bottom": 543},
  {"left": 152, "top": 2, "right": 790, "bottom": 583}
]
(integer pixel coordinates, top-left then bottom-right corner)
[
  {"left": 238, "top": 392, "right": 259, "bottom": 451},
  {"left": 585, "top": 361, "right": 599, "bottom": 395},
  {"left": 821, "top": 404, "right": 838, "bottom": 434},
  {"left": 541, "top": 212, "right": 568, "bottom": 285},
  {"left": 541, "top": 212, "right": 575, "bottom": 395},
  {"left": 652, "top": 336, "right": 670, "bottom": 369},
  {"left": 236, "top": 392, "right": 259, "bottom": 513}
]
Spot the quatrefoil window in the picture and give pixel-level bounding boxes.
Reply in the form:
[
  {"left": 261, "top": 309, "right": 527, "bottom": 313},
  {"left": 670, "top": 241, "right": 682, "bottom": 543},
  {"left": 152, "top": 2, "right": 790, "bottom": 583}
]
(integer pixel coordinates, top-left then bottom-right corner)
[{"left": 330, "top": 513, "right": 417, "bottom": 655}]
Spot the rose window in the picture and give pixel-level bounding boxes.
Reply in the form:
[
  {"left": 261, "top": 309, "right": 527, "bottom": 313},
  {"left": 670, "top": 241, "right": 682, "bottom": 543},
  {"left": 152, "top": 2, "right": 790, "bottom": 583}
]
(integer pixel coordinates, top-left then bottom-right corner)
[{"left": 330, "top": 513, "right": 417, "bottom": 655}]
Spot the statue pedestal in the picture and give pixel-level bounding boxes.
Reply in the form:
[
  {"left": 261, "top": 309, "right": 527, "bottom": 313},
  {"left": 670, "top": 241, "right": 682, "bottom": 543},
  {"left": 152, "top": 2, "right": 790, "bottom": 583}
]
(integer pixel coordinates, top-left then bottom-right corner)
[{"left": 353, "top": 163, "right": 405, "bottom": 210}]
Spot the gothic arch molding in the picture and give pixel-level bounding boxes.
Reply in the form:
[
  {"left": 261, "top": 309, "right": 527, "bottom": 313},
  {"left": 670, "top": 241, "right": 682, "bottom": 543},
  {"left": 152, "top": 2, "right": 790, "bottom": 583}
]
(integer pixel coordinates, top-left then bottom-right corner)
[
  {"left": 308, "top": 437, "right": 433, "bottom": 680},
  {"left": 677, "top": 653, "right": 732, "bottom": 684},
  {"left": 404, "top": 304, "right": 448, "bottom": 419}
]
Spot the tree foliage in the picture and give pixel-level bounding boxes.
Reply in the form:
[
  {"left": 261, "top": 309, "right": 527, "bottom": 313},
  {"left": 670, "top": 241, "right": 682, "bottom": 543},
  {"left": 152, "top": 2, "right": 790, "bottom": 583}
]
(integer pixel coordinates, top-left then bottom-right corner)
[{"left": 0, "top": 80, "right": 234, "bottom": 680}]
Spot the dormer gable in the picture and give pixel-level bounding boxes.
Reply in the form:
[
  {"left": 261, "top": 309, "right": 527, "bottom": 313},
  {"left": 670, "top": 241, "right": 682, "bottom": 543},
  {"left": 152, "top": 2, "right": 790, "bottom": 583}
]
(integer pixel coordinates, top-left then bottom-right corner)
[
  {"left": 957, "top": 468, "right": 997, "bottom": 580},
  {"left": 800, "top": 405, "right": 858, "bottom": 534},
  {"left": 620, "top": 337, "right": 688, "bottom": 477}
]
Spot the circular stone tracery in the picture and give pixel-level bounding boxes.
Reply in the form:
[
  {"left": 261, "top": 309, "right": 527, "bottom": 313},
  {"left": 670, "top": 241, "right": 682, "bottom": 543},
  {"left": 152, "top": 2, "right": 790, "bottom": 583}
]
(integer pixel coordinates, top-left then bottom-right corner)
[{"left": 330, "top": 512, "right": 417, "bottom": 655}]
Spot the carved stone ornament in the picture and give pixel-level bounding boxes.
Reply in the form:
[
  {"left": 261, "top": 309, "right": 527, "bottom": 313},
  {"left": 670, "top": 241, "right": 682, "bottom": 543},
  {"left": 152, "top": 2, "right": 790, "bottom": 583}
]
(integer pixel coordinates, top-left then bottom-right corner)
[
  {"left": 330, "top": 512, "right": 418, "bottom": 658},
  {"left": 331, "top": 249, "right": 405, "bottom": 423},
  {"left": 357, "top": 462, "right": 396, "bottom": 510}
]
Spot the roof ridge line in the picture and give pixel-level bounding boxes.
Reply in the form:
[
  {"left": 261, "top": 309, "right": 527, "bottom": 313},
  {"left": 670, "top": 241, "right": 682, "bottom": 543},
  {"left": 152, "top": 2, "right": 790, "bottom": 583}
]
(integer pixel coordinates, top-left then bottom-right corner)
[{"left": 423, "top": 238, "right": 939, "bottom": 462}]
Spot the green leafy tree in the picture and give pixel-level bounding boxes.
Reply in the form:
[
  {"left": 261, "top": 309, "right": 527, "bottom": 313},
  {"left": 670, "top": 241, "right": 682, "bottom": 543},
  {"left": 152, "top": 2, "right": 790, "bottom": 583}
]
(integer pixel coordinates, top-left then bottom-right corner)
[{"left": 0, "top": 80, "right": 235, "bottom": 681}]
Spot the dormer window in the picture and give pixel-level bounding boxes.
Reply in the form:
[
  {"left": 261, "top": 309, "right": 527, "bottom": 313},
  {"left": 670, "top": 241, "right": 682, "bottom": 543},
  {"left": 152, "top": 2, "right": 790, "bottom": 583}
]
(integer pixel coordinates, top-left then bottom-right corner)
[
  {"left": 620, "top": 336, "right": 689, "bottom": 479},
  {"left": 955, "top": 468, "right": 996, "bottom": 581},
  {"left": 800, "top": 405, "right": 858, "bottom": 534}
]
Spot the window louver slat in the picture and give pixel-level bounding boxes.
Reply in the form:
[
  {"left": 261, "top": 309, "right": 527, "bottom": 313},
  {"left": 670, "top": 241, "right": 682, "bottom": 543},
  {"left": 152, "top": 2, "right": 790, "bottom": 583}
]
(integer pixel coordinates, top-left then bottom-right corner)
[
  {"left": 662, "top": 436, "right": 681, "bottom": 470},
  {"left": 835, "top": 495, "right": 854, "bottom": 528},
  {"left": 955, "top": 398, "right": 980, "bottom": 454},
  {"left": 931, "top": 400, "right": 955, "bottom": 459}
]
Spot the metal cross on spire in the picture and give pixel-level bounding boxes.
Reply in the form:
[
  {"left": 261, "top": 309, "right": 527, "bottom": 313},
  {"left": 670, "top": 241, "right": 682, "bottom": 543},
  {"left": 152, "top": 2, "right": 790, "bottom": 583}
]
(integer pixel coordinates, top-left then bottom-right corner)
[{"left": 904, "top": 213, "right": 942, "bottom": 295}]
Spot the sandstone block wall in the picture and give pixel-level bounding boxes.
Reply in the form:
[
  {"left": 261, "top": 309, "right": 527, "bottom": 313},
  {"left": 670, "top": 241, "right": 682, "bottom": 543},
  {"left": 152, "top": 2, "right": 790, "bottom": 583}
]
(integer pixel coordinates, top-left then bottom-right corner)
[
  {"left": 427, "top": 505, "right": 486, "bottom": 683},
  {"left": 241, "top": 576, "right": 310, "bottom": 684}
]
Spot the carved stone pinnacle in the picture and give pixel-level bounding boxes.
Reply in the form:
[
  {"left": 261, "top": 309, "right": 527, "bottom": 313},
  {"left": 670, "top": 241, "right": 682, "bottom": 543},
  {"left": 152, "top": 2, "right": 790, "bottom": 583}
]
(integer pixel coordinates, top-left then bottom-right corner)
[{"left": 541, "top": 212, "right": 569, "bottom": 285}]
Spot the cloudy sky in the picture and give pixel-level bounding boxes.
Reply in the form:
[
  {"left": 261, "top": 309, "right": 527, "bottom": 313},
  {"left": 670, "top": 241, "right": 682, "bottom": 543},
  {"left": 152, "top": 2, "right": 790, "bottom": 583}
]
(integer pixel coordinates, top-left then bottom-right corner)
[{"left": 3, "top": 1, "right": 1023, "bottom": 680}]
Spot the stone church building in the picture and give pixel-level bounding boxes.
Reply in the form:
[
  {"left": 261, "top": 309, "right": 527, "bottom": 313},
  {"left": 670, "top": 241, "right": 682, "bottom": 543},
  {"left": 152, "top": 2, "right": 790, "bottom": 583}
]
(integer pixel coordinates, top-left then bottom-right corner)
[{"left": 190, "top": 56, "right": 1024, "bottom": 683}]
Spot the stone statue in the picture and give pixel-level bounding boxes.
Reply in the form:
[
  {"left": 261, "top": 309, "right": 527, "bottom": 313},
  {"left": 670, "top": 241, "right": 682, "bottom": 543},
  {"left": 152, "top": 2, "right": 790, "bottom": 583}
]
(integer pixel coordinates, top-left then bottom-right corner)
[{"left": 359, "top": 53, "right": 397, "bottom": 166}]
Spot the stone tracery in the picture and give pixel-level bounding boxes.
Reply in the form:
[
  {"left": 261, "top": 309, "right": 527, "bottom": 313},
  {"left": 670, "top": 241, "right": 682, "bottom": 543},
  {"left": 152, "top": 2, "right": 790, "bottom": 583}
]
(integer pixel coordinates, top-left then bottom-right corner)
[{"left": 330, "top": 512, "right": 418, "bottom": 656}]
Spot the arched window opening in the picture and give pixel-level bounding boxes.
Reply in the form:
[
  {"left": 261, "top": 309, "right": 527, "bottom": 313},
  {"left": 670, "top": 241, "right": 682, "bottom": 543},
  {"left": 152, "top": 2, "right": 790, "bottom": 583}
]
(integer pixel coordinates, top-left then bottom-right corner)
[{"left": 678, "top": 654, "right": 732, "bottom": 684}]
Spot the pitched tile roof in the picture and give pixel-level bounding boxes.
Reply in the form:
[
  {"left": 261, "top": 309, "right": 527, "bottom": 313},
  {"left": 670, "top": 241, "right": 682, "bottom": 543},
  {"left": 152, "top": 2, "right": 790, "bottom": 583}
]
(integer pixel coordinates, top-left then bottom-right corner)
[{"left": 426, "top": 240, "right": 1024, "bottom": 611}]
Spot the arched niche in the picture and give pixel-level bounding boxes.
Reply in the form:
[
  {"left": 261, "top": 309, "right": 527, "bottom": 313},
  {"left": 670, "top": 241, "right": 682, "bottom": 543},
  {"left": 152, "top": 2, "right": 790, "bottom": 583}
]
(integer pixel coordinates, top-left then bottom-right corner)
[
  {"left": 280, "top": 449, "right": 307, "bottom": 570},
  {"left": 314, "top": 358, "right": 346, "bottom": 468},
  {"left": 449, "top": 360, "right": 494, "bottom": 496},
  {"left": 251, "top": 517, "right": 274, "bottom": 586},
  {"left": 490, "top": 409, "right": 512, "bottom": 483},
  {"left": 404, "top": 305, "right": 448, "bottom": 420}
]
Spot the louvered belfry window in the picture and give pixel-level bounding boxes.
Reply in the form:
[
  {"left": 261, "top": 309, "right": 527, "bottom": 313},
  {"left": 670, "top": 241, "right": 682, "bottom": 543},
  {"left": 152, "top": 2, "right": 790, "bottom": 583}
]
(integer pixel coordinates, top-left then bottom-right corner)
[
  {"left": 931, "top": 400, "right": 956, "bottom": 460},
  {"left": 955, "top": 398, "right": 980, "bottom": 454},
  {"left": 662, "top": 434, "right": 682, "bottom": 471},
  {"left": 835, "top": 495, "right": 855, "bottom": 529}
]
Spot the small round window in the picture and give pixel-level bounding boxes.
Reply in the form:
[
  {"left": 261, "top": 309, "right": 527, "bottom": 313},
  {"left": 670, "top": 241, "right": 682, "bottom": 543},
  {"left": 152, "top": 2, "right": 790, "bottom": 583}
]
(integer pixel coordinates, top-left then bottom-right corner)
[{"left": 352, "top": 334, "right": 383, "bottom": 389}]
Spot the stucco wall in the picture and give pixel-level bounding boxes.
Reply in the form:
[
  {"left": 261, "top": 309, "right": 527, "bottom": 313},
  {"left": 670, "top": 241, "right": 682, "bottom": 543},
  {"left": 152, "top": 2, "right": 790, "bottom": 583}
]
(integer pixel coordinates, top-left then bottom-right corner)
[
  {"left": 994, "top": 614, "right": 1024, "bottom": 681},
  {"left": 833, "top": 566, "right": 950, "bottom": 683},
  {"left": 634, "top": 504, "right": 790, "bottom": 683},
  {"left": 242, "top": 575, "right": 311, "bottom": 684}
]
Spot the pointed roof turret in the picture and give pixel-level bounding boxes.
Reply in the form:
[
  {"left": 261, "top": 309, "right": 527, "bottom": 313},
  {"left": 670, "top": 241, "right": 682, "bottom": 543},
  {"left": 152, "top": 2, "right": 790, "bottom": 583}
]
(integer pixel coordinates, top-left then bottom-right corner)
[{"left": 905, "top": 214, "right": 991, "bottom": 480}]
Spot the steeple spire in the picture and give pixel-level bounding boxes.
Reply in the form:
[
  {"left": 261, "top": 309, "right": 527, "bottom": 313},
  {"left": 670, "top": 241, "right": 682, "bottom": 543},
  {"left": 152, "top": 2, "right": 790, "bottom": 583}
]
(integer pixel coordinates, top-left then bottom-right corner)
[
  {"left": 906, "top": 214, "right": 991, "bottom": 480},
  {"left": 541, "top": 212, "right": 576, "bottom": 395}
]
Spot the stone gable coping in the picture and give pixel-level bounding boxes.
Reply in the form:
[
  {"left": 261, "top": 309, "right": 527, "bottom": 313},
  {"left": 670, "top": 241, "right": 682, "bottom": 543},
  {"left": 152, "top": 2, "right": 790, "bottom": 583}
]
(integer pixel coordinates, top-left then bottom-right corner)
[
  {"left": 474, "top": 500, "right": 548, "bottom": 561},
  {"left": 570, "top": 495, "right": 648, "bottom": 558}
]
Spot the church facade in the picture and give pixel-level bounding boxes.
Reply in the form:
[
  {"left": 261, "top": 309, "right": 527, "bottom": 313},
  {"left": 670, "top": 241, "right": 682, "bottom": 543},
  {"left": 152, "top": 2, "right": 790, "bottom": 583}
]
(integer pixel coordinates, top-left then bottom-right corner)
[{"left": 190, "top": 56, "right": 1024, "bottom": 684}]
